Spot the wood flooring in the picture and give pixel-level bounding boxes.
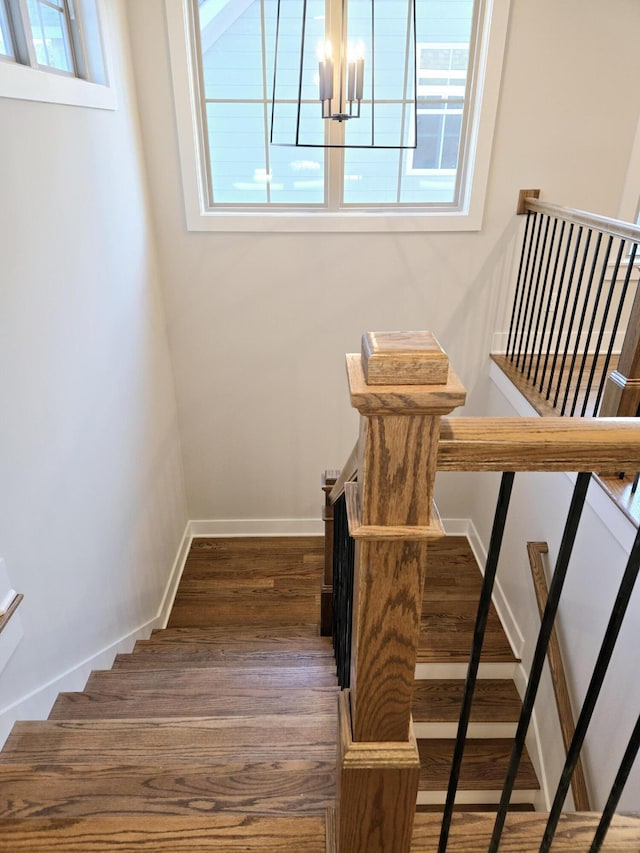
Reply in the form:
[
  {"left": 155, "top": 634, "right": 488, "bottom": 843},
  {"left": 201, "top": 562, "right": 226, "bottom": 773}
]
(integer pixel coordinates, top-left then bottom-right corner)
[{"left": 0, "top": 534, "right": 637, "bottom": 850}]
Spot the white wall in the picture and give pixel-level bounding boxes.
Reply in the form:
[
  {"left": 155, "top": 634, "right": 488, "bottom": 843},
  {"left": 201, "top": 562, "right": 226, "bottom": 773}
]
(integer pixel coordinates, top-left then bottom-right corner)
[
  {"left": 0, "top": 0, "right": 188, "bottom": 742},
  {"left": 127, "top": 0, "right": 640, "bottom": 524}
]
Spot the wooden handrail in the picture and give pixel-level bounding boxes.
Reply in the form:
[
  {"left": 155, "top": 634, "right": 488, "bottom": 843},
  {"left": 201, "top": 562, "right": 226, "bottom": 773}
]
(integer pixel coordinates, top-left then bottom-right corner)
[
  {"left": 522, "top": 197, "right": 640, "bottom": 245},
  {"left": 329, "top": 440, "right": 359, "bottom": 504},
  {"left": 0, "top": 593, "right": 24, "bottom": 636},
  {"left": 527, "top": 542, "right": 591, "bottom": 811},
  {"left": 436, "top": 417, "right": 640, "bottom": 471}
]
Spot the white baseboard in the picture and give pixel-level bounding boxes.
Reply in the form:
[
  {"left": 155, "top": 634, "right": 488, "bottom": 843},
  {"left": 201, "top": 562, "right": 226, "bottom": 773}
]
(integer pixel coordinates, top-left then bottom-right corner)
[
  {"left": 0, "top": 520, "right": 193, "bottom": 747},
  {"left": 189, "top": 518, "right": 324, "bottom": 537},
  {"left": 442, "top": 517, "right": 525, "bottom": 659}
]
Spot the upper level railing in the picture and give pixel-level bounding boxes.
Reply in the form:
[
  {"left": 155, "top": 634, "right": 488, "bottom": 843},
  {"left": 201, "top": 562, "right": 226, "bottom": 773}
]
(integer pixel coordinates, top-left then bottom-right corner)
[
  {"left": 499, "top": 192, "right": 640, "bottom": 419},
  {"left": 326, "top": 331, "right": 640, "bottom": 853}
]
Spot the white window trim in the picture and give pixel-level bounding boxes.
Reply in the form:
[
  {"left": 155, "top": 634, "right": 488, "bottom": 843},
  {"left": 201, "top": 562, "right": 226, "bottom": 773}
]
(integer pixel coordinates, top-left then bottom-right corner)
[
  {"left": 166, "top": 0, "right": 511, "bottom": 233},
  {"left": 0, "top": 0, "right": 116, "bottom": 110}
]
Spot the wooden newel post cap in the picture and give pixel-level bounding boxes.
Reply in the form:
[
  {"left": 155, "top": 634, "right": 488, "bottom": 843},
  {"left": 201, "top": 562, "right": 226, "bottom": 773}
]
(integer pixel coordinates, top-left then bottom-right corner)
[
  {"left": 347, "top": 331, "right": 466, "bottom": 415},
  {"left": 361, "top": 331, "right": 449, "bottom": 385}
]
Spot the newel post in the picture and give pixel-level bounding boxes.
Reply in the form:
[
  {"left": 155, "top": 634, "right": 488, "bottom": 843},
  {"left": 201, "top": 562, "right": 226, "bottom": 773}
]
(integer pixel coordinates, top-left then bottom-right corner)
[
  {"left": 600, "top": 284, "right": 640, "bottom": 418},
  {"left": 336, "top": 332, "right": 466, "bottom": 853}
]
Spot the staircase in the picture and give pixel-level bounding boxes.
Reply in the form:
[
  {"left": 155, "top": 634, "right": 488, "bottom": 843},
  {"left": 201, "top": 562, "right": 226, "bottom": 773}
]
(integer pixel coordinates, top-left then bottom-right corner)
[
  {"left": 0, "top": 536, "right": 336, "bottom": 851},
  {"left": 413, "top": 535, "right": 539, "bottom": 809},
  {"left": 1, "top": 535, "right": 637, "bottom": 851}
]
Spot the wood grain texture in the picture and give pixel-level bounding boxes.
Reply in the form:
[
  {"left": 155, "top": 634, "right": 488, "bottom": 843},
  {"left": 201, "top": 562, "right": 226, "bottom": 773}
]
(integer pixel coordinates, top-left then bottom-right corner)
[
  {"left": 113, "top": 650, "right": 335, "bottom": 670},
  {"left": 1, "top": 716, "right": 338, "bottom": 765},
  {"left": 412, "top": 680, "right": 522, "bottom": 724},
  {"left": 84, "top": 666, "right": 337, "bottom": 692},
  {"left": 337, "top": 691, "right": 419, "bottom": 853},
  {"left": 350, "top": 538, "right": 428, "bottom": 742},
  {"left": 437, "top": 416, "right": 640, "bottom": 471},
  {"left": 0, "top": 815, "right": 328, "bottom": 852},
  {"left": 361, "top": 332, "right": 449, "bottom": 386},
  {"left": 347, "top": 354, "right": 466, "bottom": 416},
  {"left": 411, "top": 811, "right": 640, "bottom": 852},
  {"left": 48, "top": 686, "right": 338, "bottom": 720},
  {"left": 359, "top": 415, "right": 440, "bottom": 527},
  {"left": 0, "top": 762, "right": 335, "bottom": 818},
  {"left": 527, "top": 541, "right": 591, "bottom": 811},
  {"left": 417, "top": 739, "right": 538, "bottom": 791}
]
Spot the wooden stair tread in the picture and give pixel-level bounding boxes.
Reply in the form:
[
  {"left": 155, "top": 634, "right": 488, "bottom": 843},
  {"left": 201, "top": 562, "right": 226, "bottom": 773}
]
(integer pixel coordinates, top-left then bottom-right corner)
[
  {"left": 116, "top": 650, "right": 335, "bottom": 670},
  {"left": 149, "top": 626, "right": 324, "bottom": 642},
  {"left": 410, "top": 811, "right": 640, "bottom": 852},
  {"left": 1, "top": 716, "right": 337, "bottom": 764},
  {"left": 418, "top": 538, "right": 517, "bottom": 663},
  {"left": 85, "top": 666, "right": 337, "bottom": 691},
  {"left": 168, "top": 599, "right": 320, "bottom": 629},
  {"left": 0, "top": 762, "right": 335, "bottom": 818},
  {"left": 48, "top": 686, "right": 338, "bottom": 720},
  {"left": 0, "top": 815, "right": 328, "bottom": 852},
  {"left": 417, "top": 739, "right": 539, "bottom": 791},
  {"left": 412, "top": 680, "right": 522, "bottom": 723}
]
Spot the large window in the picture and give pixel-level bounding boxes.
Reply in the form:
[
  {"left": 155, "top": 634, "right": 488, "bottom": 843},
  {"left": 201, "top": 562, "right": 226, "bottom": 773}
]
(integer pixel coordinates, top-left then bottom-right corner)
[
  {"left": 0, "top": 0, "right": 112, "bottom": 107},
  {"left": 167, "top": 0, "right": 510, "bottom": 229}
]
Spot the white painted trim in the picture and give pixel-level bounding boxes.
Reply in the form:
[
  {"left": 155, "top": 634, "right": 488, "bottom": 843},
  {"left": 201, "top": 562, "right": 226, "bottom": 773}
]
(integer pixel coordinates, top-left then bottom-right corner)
[
  {"left": 0, "top": 519, "right": 192, "bottom": 747},
  {"left": 165, "top": 0, "right": 511, "bottom": 233},
  {"left": 415, "top": 661, "right": 516, "bottom": 680},
  {"left": 414, "top": 721, "right": 517, "bottom": 739},
  {"left": 513, "top": 663, "right": 552, "bottom": 811},
  {"left": 442, "top": 516, "right": 525, "bottom": 659},
  {"left": 189, "top": 518, "right": 324, "bottom": 537},
  {"left": 0, "top": 0, "right": 116, "bottom": 110},
  {"left": 416, "top": 789, "right": 538, "bottom": 806}
]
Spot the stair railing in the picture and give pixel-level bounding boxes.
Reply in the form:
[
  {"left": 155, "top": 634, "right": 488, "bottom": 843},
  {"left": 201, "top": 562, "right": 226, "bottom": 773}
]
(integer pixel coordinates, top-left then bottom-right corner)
[
  {"left": 527, "top": 540, "right": 590, "bottom": 812},
  {"left": 498, "top": 191, "right": 640, "bottom": 418},
  {"left": 328, "top": 331, "right": 640, "bottom": 853}
]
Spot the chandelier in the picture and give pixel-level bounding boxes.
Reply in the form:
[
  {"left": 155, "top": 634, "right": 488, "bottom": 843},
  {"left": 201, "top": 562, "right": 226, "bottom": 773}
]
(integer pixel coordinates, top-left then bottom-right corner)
[{"left": 270, "top": 0, "right": 418, "bottom": 149}]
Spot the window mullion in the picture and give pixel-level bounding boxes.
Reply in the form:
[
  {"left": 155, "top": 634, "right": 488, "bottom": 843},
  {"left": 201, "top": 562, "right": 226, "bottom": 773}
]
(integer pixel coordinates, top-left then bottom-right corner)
[
  {"left": 7, "top": 0, "right": 37, "bottom": 65},
  {"left": 66, "top": 0, "right": 89, "bottom": 79}
]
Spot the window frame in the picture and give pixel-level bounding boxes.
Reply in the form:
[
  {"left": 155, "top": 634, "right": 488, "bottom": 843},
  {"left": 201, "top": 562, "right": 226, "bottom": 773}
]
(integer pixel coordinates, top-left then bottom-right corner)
[
  {"left": 166, "top": 0, "right": 511, "bottom": 232},
  {"left": 0, "top": 0, "right": 115, "bottom": 110}
]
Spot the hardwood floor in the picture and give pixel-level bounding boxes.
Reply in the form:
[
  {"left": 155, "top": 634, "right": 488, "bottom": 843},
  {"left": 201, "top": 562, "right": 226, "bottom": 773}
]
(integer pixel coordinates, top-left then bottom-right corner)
[{"left": 1, "top": 535, "right": 636, "bottom": 850}]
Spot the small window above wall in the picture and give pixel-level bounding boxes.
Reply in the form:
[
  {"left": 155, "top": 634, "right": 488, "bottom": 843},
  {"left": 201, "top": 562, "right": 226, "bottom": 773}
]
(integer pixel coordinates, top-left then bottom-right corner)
[
  {"left": 166, "top": 0, "right": 510, "bottom": 232},
  {"left": 0, "top": 0, "right": 114, "bottom": 109}
]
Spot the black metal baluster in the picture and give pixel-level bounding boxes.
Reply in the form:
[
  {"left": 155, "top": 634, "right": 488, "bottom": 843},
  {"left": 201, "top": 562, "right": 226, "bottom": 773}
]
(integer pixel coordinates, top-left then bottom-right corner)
[
  {"left": 581, "top": 238, "right": 626, "bottom": 415},
  {"left": 531, "top": 217, "right": 559, "bottom": 383},
  {"left": 593, "top": 243, "right": 639, "bottom": 415},
  {"left": 545, "top": 226, "right": 583, "bottom": 402},
  {"left": 573, "top": 235, "right": 613, "bottom": 416},
  {"left": 554, "top": 229, "right": 593, "bottom": 413},
  {"left": 438, "top": 472, "right": 515, "bottom": 853},
  {"left": 516, "top": 215, "right": 544, "bottom": 370},
  {"left": 588, "top": 711, "right": 640, "bottom": 853},
  {"left": 537, "top": 220, "right": 569, "bottom": 391},
  {"left": 523, "top": 215, "right": 551, "bottom": 378},
  {"left": 332, "top": 492, "right": 354, "bottom": 689},
  {"left": 561, "top": 231, "right": 602, "bottom": 415},
  {"left": 539, "top": 524, "right": 640, "bottom": 853},
  {"left": 488, "top": 472, "right": 591, "bottom": 853},
  {"left": 507, "top": 212, "right": 535, "bottom": 360}
]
